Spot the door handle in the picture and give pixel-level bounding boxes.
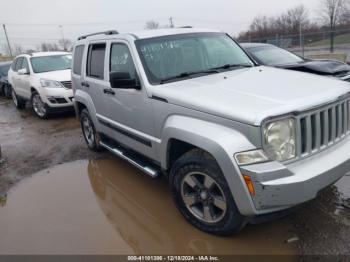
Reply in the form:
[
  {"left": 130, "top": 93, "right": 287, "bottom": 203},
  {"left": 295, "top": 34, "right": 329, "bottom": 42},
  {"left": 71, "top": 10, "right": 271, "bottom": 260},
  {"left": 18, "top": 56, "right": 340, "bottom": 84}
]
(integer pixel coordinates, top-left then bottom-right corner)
[
  {"left": 81, "top": 82, "right": 90, "bottom": 87},
  {"left": 103, "top": 88, "right": 115, "bottom": 95}
]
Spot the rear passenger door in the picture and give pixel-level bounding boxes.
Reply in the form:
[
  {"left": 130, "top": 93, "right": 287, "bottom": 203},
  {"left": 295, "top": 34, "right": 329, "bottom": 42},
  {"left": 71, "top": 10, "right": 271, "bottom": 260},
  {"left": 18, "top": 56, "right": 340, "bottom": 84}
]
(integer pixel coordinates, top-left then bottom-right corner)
[
  {"left": 84, "top": 42, "right": 114, "bottom": 134},
  {"left": 11, "top": 58, "right": 24, "bottom": 96},
  {"left": 16, "top": 57, "right": 31, "bottom": 98}
]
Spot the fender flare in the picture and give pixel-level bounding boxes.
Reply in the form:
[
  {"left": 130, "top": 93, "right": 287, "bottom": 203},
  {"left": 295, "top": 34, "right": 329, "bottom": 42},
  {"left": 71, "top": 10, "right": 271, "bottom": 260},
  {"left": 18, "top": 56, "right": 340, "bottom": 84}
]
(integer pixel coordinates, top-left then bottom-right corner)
[
  {"left": 160, "top": 115, "right": 259, "bottom": 216},
  {"left": 74, "top": 89, "right": 99, "bottom": 125}
]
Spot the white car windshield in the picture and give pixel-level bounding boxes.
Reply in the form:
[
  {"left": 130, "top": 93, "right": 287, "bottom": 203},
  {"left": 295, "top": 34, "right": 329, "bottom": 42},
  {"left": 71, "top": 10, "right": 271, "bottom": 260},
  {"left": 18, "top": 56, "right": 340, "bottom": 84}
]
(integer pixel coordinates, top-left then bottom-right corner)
[
  {"left": 136, "top": 33, "right": 254, "bottom": 84},
  {"left": 30, "top": 55, "right": 72, "bottom": 73}
]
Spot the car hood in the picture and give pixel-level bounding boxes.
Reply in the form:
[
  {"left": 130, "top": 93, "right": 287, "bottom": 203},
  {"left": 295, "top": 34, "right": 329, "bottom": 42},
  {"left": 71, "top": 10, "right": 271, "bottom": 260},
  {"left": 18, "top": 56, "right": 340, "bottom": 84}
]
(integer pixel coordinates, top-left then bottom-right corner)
[
  {"left": 279, "top": 60, "right": 350, "bottom": 76},
  {"left": 150, "top": 66, "right": 350, "bottom": 126},
  {"left": 35, "top": 69, "right": 71, "bottom": 81}
]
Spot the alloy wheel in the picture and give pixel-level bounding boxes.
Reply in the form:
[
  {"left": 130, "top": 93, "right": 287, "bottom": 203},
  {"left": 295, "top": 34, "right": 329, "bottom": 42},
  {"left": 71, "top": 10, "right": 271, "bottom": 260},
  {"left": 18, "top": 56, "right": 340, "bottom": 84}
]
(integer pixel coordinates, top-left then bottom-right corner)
[
  {"left": 82, "top": 116, "right": 95, "bottom": 147},
  {"left": 181, "top": 172, "right": 227, "bottom": 224},
  {"left": 32, "top": 94, "right": 46, "bottom": 118},
  {"left": 12, "top": 89, "right": 18, "bottom": 106}
]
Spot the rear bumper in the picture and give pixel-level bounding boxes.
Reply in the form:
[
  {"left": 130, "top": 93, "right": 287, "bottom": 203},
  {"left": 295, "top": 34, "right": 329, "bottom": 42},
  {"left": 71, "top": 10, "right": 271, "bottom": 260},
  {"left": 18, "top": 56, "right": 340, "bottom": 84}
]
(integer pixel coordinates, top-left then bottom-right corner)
[{"left": 241, "top": 135, "right": 350, "bottom": 211}]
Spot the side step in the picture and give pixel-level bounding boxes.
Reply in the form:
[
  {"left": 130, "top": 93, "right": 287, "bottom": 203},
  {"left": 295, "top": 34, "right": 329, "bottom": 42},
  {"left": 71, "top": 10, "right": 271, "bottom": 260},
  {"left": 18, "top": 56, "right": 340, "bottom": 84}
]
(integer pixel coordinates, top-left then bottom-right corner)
[{"left": 99, "top": 141, "right": 161, "bottom": 178}]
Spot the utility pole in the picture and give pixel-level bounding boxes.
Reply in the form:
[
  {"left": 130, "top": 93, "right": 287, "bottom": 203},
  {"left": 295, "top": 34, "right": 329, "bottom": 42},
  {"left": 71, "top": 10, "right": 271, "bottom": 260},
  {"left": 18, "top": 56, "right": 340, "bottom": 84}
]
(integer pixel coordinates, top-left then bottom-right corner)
[
  {"left": 59, "top": 25, "right": 67, "bottom": 51},
  {"left": 169, "top": 17, "right": 174, "bottom": 28},
  {"left": 299, "top": 22, "right": 302, "bottom": 49},
  {"left": 2, "top": 24, "right": 12, "bottom": 57}
]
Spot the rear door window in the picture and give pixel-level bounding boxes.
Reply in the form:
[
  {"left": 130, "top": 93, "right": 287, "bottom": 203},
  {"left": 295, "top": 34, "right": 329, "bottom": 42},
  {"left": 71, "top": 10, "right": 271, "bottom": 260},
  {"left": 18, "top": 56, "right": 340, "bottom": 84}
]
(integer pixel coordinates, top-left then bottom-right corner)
[
  {"left": 21, "top": 58, "right": 29, "bottom": 72},
  {"left": 87, "top": 43, "right": 106, "bottom": 80},
  {"left": 14, "top": 58, "right": 23, "bottom": 72}
]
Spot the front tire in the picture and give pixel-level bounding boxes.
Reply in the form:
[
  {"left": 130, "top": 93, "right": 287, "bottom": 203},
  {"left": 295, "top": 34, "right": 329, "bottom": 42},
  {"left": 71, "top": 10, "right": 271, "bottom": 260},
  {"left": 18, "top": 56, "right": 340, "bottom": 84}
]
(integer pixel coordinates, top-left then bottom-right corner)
[
  {"left": 80, "top": 109, "right": 102, "bottom": 151},
  {"left": 170, "top": 149, "right": 246, "bottom": 236},
  {"left": 11, "top": 87, "right": 26, "bottom": 109},
  {"left": 31, "top": 91, "right": 49, "bottom": 119}
]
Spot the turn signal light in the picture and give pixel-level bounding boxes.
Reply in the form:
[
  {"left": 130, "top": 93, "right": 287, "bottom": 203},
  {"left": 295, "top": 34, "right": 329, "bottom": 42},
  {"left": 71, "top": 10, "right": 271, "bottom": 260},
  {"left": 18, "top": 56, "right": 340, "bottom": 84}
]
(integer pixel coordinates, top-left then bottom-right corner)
[{"left": 243, "top": 175, "right": 256, "bottom": 196}]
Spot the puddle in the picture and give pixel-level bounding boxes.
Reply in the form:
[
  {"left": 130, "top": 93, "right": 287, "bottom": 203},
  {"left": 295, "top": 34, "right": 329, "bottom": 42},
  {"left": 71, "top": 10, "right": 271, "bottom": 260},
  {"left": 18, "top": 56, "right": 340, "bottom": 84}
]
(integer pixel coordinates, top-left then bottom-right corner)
[{"left": 0, "top": 158, "right": 296, "bottom": 255}]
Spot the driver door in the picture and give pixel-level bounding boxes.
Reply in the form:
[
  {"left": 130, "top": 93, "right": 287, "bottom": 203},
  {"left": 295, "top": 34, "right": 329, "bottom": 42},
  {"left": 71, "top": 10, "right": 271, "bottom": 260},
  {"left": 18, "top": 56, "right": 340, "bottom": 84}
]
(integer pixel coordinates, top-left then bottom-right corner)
[{"left": 103, "top": 41, "right": 157, "bottom": 159}]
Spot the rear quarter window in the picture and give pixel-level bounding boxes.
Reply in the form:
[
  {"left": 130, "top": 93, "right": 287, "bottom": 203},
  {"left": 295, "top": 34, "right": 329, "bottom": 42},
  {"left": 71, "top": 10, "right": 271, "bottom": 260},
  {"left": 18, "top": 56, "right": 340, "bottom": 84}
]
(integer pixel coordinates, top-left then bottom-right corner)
[{"left": 73, "top": 45, "right": 85, "bottom": 75}]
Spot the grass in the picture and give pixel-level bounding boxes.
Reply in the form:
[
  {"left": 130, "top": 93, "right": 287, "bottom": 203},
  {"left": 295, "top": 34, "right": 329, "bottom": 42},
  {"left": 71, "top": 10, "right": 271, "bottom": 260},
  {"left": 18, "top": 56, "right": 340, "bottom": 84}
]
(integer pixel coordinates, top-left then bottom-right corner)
[{"left": 307, "top": 33, "right": 350, "bottom": 47}]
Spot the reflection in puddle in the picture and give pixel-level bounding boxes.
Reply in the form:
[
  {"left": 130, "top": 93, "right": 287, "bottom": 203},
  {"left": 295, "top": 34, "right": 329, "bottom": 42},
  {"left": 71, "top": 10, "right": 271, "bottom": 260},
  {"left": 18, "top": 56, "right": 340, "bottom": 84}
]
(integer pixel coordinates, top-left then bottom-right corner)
[{"left": 0, "top": 158, "right": 296, "bottom": 255}]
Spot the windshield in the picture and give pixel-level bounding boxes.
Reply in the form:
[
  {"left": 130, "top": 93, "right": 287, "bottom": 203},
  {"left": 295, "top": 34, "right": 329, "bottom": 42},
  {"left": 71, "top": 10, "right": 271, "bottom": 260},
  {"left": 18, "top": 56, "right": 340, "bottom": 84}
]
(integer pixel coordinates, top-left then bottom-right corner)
[
  {"left": 0, "top": 64, "right": 11, "bottom": 77},
  {"left": 136, "top": 33, "right": 254, "bottom": 84},
  {"left": 30, "top": 55, "right": 72, "bottom": 73},
  {"left": 247, "top": 45, "right": 304, "bottom": 66}
]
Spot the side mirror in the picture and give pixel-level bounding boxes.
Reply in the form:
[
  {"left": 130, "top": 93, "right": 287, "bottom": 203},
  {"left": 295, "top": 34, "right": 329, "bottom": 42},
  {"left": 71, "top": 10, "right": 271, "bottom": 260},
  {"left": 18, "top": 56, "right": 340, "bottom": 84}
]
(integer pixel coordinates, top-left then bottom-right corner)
[
  {"left": 110, "top": 71, "right": 140, "bottom": 89},
  {"left": 18, "top": 68, "right": 29, "bottom": 75}
]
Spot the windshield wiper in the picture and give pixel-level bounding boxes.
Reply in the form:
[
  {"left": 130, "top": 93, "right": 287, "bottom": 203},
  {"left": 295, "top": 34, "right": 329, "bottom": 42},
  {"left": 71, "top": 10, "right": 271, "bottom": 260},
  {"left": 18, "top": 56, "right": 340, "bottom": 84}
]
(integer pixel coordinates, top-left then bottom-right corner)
[
  {"left": 160, "top": 69, "right": 219, "bottom": 84},
  {"left": 211, "top": 63, "right": 253, "bottom": 71}
]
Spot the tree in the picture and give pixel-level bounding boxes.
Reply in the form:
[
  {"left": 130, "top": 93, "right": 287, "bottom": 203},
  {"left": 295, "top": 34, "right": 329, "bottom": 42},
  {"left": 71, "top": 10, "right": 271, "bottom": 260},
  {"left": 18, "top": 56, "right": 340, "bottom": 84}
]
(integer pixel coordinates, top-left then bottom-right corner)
[
  {"left": 40, "top": 43, "right": 60, "bottom": 52},
  {"left": 13, "top": 44, "right": 24, "bottom": 56},
  {"left": 319, "top": 0, "right": 349, "bottom": 52},
  {"left": 145, "top": 20, "right": 159, "bottom": 30}
]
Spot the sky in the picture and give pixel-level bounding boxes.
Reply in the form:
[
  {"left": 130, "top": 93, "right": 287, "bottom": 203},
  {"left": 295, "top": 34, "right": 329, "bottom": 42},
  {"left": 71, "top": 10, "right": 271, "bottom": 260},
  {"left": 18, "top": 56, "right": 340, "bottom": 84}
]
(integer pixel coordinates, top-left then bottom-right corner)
[{"left": 0, "top": 0, "right": 321, "bottom": 54}]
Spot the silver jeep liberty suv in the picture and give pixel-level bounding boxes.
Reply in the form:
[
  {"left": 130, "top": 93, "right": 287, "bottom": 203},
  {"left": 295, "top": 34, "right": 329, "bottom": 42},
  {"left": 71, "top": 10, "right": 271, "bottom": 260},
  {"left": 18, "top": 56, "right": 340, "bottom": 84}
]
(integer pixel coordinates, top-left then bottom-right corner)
[{"left": 72, "top": 28, "right": 350, "bottom": 235}]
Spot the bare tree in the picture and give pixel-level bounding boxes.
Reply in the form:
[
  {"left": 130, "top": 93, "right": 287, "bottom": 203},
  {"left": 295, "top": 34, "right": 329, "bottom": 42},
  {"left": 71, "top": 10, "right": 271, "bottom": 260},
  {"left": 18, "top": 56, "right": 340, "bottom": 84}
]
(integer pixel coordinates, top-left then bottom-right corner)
[
  {"left": 58, "top": 39, "right": 72, "bottom": 51},
  {"left": 320, "top": 0, "right": 349, "bottom": 52},
  {"left": 40, "top": 43, "right": 60, "bottom": 52},
  {"left": 13, "top": 44, "right": 24, "bottom": 56},
  {"left": 145, "top": 20, "right": 159, "bottom": 30}
]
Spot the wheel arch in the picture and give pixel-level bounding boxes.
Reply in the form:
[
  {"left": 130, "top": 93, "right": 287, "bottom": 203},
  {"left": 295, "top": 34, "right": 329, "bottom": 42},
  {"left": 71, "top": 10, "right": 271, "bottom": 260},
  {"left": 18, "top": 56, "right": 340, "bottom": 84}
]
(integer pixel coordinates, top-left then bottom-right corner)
[{"left": 160, "top": 115, "right": 259, "bottom": 216}]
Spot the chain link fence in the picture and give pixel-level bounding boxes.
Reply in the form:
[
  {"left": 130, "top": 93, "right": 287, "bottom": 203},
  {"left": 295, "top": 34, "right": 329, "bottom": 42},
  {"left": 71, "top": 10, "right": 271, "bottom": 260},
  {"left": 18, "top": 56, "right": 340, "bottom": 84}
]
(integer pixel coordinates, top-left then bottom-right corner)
[{"left": 239, "top": 28, "right": 350, "bottom": 63}]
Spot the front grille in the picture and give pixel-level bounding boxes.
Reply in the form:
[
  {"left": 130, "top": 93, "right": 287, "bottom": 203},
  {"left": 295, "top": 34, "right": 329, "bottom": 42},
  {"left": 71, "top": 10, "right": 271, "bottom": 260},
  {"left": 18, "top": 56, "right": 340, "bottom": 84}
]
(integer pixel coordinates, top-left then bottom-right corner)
[
  {"left": 61, "top": 81, "right": 72, "bottom": 89},
  {"left": 295, "top": 96, "right": 350, "bottom": 159}
]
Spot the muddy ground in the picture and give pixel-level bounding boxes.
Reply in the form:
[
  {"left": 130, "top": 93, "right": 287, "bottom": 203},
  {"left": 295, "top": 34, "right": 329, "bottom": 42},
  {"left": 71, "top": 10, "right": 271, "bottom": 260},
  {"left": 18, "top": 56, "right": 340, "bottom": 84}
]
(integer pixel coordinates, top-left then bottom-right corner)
[{"left": 0, "top": 97, "right": 349, "bottom": 256}]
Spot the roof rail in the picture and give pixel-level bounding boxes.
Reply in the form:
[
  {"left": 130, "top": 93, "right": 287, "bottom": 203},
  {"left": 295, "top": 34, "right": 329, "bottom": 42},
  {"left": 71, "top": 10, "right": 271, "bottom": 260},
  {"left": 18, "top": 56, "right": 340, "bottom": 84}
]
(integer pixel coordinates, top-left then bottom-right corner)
[
  {"left": 179, "top": 26, "right": 193, "bottom": 28},
  {"left": 77, "top": 30, "right": 119, "bottom": 41}
]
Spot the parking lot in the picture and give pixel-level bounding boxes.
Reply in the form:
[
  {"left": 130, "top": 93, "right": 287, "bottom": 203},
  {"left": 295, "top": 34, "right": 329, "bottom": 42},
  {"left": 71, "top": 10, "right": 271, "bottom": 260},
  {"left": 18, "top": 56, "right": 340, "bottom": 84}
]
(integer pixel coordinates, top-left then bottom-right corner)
[{"left": 0, "top": 96, "right": 349, "bottom": 256}]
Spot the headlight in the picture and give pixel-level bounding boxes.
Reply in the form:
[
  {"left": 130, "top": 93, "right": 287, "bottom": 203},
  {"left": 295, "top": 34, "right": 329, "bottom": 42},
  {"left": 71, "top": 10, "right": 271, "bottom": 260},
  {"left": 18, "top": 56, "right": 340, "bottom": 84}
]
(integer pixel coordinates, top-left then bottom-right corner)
[
  {"left": 40, "top": 79, "right": 63, "bottom": 88},
  {"left": 264, "top": 118, "right": 296, "bottom": 162}
]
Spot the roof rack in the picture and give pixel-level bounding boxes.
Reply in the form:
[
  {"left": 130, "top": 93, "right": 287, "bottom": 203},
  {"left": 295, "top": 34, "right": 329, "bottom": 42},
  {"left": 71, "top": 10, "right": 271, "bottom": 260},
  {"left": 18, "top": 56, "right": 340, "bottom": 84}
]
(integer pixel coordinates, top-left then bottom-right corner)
[
  {"left": 179, "top": 26, "right": 193, "bottom": 28},
  {"left": 77, "top": 30, "right": 119, "bottom": 40}
]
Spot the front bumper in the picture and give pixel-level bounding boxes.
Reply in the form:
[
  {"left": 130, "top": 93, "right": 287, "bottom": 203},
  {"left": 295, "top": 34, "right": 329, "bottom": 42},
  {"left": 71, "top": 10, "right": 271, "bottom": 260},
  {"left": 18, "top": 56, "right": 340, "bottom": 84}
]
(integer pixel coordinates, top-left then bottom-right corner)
[
  {"left": 241, "top": 135, "right": 350, "bottom": 211},
  {"left": 39, "top": 87, "right": 74, "bottom": 108}
]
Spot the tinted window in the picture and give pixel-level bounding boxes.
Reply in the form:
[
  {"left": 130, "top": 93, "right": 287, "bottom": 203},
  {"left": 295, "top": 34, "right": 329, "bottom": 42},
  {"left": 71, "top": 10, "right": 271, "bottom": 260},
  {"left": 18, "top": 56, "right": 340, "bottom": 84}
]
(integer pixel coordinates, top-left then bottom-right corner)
[
  {"left": 87, "top": 43, "right": 106, "bottom": 79},
  {"left": 73, "top": 45, "right": 84, "bottom": 75},
  {"left": 14, "top": 58, "right": 23, "bottom": 71},
  {"left": 31, "top": 55, "right": 72, "bottom": 73},
  {"left": 110, "top": 43, "right": 136, "bottom": 79}
]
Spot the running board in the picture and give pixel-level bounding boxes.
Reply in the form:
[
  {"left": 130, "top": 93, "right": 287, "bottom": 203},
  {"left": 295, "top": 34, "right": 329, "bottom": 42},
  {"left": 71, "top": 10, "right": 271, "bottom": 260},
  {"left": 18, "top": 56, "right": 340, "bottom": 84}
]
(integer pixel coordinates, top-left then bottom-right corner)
[{"left": 99, "top": 141, "right": 161, "bottom": 178}]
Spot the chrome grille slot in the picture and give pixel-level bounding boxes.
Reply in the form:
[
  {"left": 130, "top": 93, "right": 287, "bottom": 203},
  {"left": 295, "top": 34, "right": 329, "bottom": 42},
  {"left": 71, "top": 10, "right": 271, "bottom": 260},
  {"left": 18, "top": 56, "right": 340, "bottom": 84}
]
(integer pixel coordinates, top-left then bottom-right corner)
[
  {"left": 296, "top": 96, "right": 350, "bottom": 160},
  {"left": 61, "top": 81, "right": 72, "bottom": 89}
]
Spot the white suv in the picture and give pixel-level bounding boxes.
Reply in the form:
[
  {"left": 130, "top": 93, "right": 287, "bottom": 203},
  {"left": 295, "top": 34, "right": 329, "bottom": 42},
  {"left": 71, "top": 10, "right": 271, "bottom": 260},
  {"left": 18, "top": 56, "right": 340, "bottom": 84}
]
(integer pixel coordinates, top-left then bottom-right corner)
[{"left": 8, "top": 52, "right": 73, "bottom": 119}]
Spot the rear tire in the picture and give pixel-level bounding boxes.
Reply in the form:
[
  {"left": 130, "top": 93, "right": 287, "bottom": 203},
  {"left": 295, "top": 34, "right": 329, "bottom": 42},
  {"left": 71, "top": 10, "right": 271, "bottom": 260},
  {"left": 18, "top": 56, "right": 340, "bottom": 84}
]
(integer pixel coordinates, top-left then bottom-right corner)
[
  {"left": 170, "top": 149, "right": 246, "bottom": 236},
  {"left": 4, "top": 85, "right": 11, "bottom": 99},
  {"left": 11, "top": 87, "right": 26, "bottom": 109},
  {"left": 31, "top": 91, "right": 49, "bottom": 119},
  {"left": 80, "top": 108, "right": 102, "bottom": 151}
]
